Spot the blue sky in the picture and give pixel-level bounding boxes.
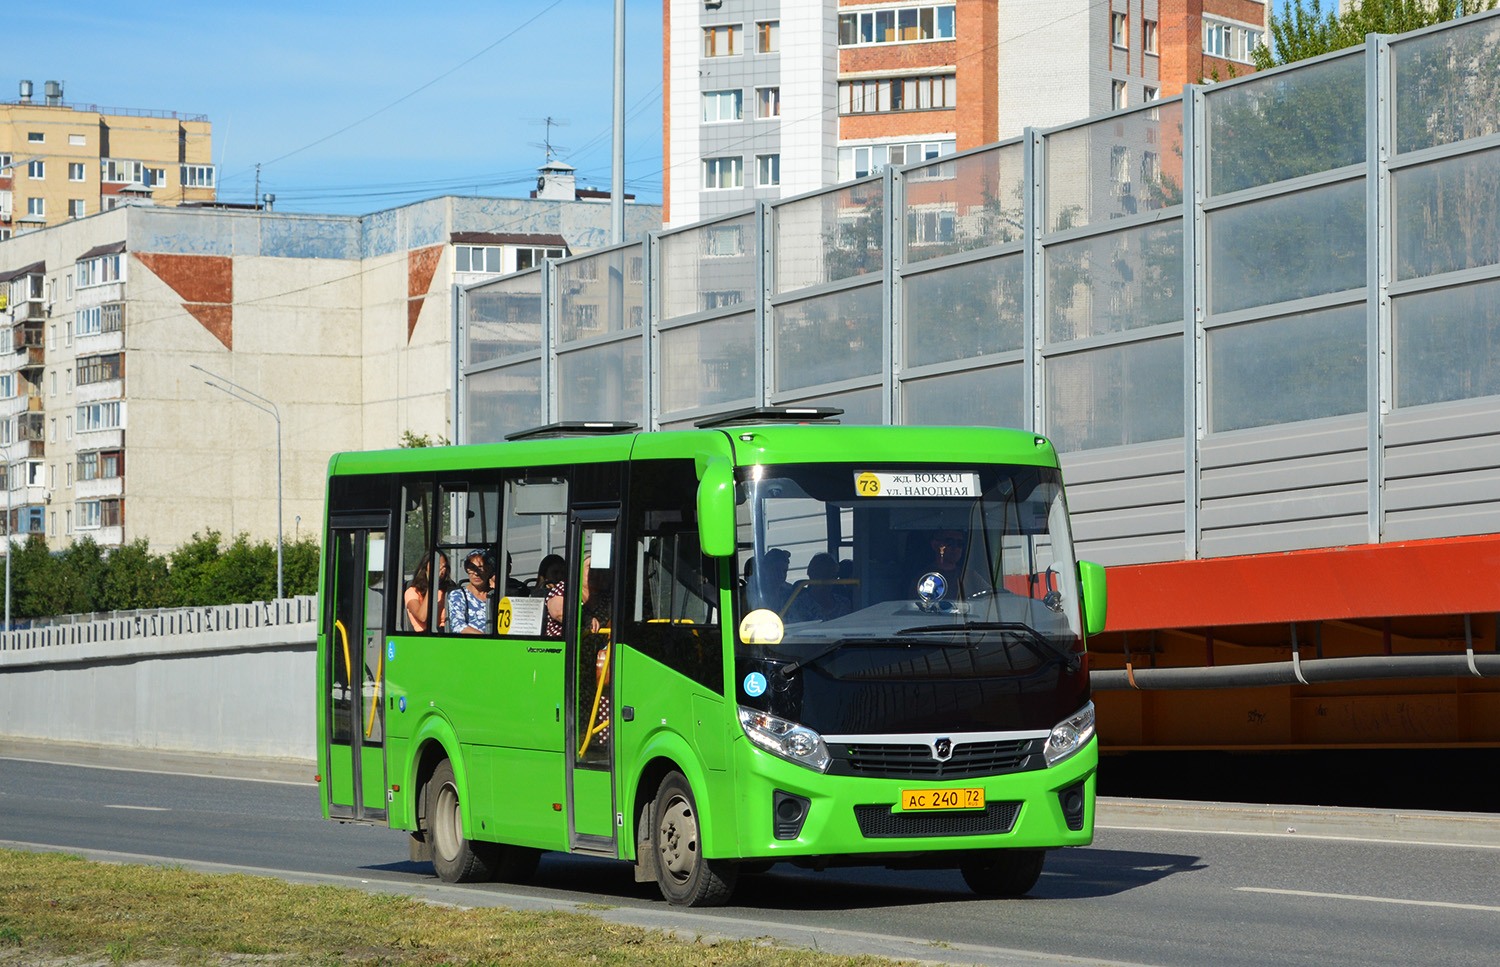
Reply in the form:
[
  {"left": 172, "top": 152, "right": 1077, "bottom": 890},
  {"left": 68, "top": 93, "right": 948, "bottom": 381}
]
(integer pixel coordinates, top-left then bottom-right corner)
[{"left": 8, "top": 1, "right": 664, "bottom": 214}]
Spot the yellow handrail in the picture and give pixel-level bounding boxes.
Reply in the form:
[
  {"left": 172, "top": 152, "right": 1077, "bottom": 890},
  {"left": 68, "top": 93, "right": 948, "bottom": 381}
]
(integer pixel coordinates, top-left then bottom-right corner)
[
  {"left": 365, "top": 643, "right": 384, "bottom": 739},
  {"left": 334, "top": 620, "right": 352, "bottom": 691},
  {"left": 577, "top": 640, "right": 611, "bottom": 758}
]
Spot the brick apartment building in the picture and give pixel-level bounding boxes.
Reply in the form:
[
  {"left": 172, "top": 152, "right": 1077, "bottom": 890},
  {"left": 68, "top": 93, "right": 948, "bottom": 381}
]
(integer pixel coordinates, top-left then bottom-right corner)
[
  {"left": 0, "top": 81, "right": 215, "bottom": 237},
  {"left": 664, "top": 0, "right": 1268, "bottom": 225}
]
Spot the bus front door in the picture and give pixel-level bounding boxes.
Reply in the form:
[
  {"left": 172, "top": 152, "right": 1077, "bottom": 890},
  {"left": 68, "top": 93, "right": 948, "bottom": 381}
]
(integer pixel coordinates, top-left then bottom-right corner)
[
  {"left": 324, "top": 521, "right": 390, "bottom": 823},
  {"left": 566, "top": 509, "right": 619, "bottom": 853}
]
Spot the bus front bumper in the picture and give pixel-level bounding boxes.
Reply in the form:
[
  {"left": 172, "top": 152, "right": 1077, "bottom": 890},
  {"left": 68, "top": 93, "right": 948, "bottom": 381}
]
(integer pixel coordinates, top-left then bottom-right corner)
[{"left": 730, "top": 735, "right": 1097, "bottom": 863}]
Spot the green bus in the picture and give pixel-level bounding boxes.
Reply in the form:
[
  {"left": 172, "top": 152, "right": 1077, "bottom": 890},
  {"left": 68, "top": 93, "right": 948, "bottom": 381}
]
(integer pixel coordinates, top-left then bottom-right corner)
[{"left": 317, "top": 410, "right": 1105, "bottom": 906}]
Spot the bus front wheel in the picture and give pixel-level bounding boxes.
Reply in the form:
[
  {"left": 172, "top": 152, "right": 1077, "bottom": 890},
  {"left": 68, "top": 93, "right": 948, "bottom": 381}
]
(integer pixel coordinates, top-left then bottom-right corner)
[
  {"left": 427, "top": 759, "right": 497, "bottom": 883},
  {"left": 960, "top": 848, "right": 1045, "bottom": 897},
  {"left": 651, "top": 771, "right": 737, "bottom": 906}
]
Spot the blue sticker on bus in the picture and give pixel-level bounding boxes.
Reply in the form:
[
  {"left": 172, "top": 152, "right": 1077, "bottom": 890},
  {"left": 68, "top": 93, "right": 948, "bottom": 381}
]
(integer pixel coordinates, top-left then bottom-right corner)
[
  {"left": 743, "top": 672, "right": 767, "bottom": 697},
  {"left": 387, "top": 641, "right": 396, "bottom": 662}
]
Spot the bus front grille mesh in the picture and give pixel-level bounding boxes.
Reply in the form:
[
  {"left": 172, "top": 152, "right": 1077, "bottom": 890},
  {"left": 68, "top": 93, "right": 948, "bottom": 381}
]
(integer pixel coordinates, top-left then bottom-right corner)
[
  {"left": 853, "top": 801, "right": 1022, "bottom": 838},
  {"left": 832, "top": 739, "right": 1040, "bottom": 780}
]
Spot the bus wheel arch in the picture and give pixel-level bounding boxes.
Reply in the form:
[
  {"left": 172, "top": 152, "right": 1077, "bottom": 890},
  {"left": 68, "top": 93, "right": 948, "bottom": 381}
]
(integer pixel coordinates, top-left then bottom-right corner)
[
  {"left": 630, "top": 756, "right": 680, "bottom": 883},
  {"left": 650, "top": 769, "right": 738, "bottom": 906}
]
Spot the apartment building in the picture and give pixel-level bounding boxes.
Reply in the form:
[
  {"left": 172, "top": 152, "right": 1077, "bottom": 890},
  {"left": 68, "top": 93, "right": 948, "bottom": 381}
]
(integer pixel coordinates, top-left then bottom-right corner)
[
  {"left": 0, "top": 184, "right": 659, "bottom": 553},
  {"left": 663, "top": 1, "right": 1268, "bottom": 223},
  {"left": 0, "top": 81, "right": 216, "bottom": 236}
]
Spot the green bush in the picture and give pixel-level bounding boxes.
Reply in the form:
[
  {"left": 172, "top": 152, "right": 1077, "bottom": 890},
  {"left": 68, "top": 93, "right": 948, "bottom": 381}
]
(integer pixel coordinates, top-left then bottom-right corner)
[{"left": 2, "top": 531, "right": 319, "bottom": 620}]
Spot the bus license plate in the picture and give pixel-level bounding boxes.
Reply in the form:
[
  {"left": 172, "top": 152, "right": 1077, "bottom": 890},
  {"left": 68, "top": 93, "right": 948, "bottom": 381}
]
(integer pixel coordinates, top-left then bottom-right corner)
[{"left": 899, "top": 788, "right": 985, "bottom": 811}]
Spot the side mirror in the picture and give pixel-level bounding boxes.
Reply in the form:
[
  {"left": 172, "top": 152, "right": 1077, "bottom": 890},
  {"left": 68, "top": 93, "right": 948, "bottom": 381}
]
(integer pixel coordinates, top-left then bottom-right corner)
[
  {"left": 1077, "top": 560, "right": 1107, "bottom": 637},
  {"left": 697, "top": 460, "right": 736, "bottom": 558}
]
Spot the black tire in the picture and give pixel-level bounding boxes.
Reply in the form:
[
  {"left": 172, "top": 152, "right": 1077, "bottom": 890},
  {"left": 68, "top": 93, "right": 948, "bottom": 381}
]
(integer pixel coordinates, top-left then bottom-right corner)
[
  {"left": 651, "top": 771, "right": 737, "bottom": 906},
  {"left": 427, "top": 759, "right": 497, "bottom": 883},
  {"left": 960, "top": 849, "right": 1045, "bottom": 897},
  {"left": 490, "top": 845, "right": 542, "bottom": 884}
]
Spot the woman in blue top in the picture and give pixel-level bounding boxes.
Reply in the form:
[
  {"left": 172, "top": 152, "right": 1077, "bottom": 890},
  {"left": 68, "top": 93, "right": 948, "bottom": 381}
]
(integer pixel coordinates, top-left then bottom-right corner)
[{"left": 447, "top": 551, "right": 491, "bottom": 634}]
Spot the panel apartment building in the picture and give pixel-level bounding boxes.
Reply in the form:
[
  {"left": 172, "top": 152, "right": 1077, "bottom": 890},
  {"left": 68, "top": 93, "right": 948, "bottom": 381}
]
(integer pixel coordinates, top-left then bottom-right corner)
[
  {"left": 0, "top": 81, "right": 215, "bottom": 236},
  {"left": 664, "top": 0, "right": 1268, "bottom": 224},
  {"left": 0, "top": 183, "right": 659, "bottom": 553}
]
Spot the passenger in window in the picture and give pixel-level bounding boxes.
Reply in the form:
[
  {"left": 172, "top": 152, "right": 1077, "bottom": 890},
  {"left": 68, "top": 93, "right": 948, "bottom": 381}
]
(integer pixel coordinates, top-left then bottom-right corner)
[
  {"left": 910, "top": 529, "right": 968, "bottom": 597},
  {"left": 531, "top": 554, "right": 567, "bottom": 597},
  {"left": 787, "top": 552, "right": 852, "bottom": 623},
  {"left": 447, "top": 551, "right": 493, "bottom": 634},
  {"left": 748, "top": 547, "right": 795, "bottom": 614},
  {"left": 403, "top": 552, "right": 448, "bottom": 632},
  {"left": 583, "top": 562, "right": 613, "bottom": 633},
  {"left": 543, "top": 561, "right": 569, "bottom": 638}
]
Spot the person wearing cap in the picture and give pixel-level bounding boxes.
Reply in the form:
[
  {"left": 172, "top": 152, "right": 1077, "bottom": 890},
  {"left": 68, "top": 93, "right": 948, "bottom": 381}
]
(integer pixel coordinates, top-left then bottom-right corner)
[{"left": 749, "top": 547, "right": 796, "bottom": 614}]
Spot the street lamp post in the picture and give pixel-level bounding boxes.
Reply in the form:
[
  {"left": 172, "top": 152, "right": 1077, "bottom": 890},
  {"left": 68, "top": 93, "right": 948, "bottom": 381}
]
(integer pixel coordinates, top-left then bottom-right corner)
[{"left": 191, "top": 365, "right": 283, "bottom": 601}]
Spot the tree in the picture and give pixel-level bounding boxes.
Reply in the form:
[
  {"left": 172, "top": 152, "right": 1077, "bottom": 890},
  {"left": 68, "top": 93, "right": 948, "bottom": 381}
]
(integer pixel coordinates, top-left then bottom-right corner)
[
  {"left": 99, "top": 539, "right": 172, "bottom": 611},
  {"left": 167, "top": 530, "right": 224, "bottom": 607},
  {"left": 1254, "top": 0, "right": 1495, "bottom": 70}
]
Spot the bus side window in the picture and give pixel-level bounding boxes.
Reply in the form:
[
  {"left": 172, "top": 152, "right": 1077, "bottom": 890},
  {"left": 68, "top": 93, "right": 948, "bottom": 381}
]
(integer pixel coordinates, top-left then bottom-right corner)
[
  {"left": 501, "top": 474, "right": 570, "bottom": 637},
  {"left": 437, "top": 480, "right": 502, "bottom": 635},
  {"left": 397, "top": 478, "right": 435, "bottom": 633},
  {"left": 624, "top": 460, "right": 723, "bottom": 694}
]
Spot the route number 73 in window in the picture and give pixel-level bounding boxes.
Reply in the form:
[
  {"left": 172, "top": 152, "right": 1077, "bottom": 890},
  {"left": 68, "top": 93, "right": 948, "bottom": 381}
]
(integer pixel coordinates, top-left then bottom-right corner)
[
  {"left": 855, "top": 471, "right": 980, "bottom": 498},
  {"left": 899, "top": 787, "right": 986, "bottom": 811}
]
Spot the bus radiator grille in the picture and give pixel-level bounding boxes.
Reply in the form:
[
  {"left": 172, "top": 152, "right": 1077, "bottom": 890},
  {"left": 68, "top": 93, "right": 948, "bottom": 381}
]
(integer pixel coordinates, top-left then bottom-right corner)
[
  {"left": 831, "top": 739, "right": 1040, "bottom": 780},
  {"left": 853, "top": 802, "right": 1023, "bottom": 838}
]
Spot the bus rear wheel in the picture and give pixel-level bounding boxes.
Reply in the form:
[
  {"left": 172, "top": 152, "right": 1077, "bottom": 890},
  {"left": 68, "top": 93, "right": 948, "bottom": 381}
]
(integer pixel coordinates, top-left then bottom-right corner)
[
  {"left": 427, "top": 759, "right": 497, "bottom": 883},
  {"left": 960, "top": 849, "right": 1045, "bottom": 897},
  {"left": 651, "top": 771, "right": 737, "bottom": 906}
]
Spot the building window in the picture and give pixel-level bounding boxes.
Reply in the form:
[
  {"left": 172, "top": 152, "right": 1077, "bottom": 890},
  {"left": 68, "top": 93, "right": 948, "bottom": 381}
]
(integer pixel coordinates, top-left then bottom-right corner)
[
  {"left": 838, "top": 4, "right": 955, "bottom": 46},
  {"left": 515, "top": 247, "right": 565, "bottom": 270},
  {"left": 1144, "top": 19, "right": 1158, "bottom": 54},
  {"left": 0, "top": 375, "right": 11, "bottom": 398},
  {"left": 77, "top": 353, "right": 124, "bottom": 386},
  {"left": 703, "top": 23, "right": 741, "bottom": 57},
  {"left": 838, "top": 139, "right": 955, "bottom": 181},
  {"left": 757, "top": 154, "right": 780, "bottom": 187},
  {"left": 1112, "top": 12, "right": 1127, "bottom": 48},
  {"left": 77, "top": 401, "right": 123, "bottom": 432},
  {"left": 757, "top": 20, "right": 779, "bottom": 53},
  {"left": 27, "top": 197, "right": 44, "bottom": 217},
  {"left": 79, "top": 500, "right": 101, "bottom": 530},
  {"left": 102, "top": 159, "right": 143, "bottom": 184},
  {"left": 27, "top": 132, "right": 43, "bottom": 143},
  {"left": 77, "top": 450, "right": 124, "bottom": 482},
  {"left": 703, "top": 156, "right": 743, "bottom": 190},
  {"left": 756, "top": 86, "right": 781, "bottom": 119},
  {"left": 704, "top": 225, "right": 743, "bottom": 257},
  {"left": 77, "top": 254, "right": 124, "bottom": 288},
  {"left": 1112, "top": 80, "right": 1128, "bottom": 111},
  {"left": 68, "top": 199, "right": 85, "bottom": 219},
  {"left": 0, "top": 153, "right": 10, "bottom": 173},
  {"left": 1144, "top": 86, "right": 1160, "bottom": 103},
  {"left": 1203, "top": 19, "right": 1263, "bottom": 64},
  {"left": 455, "top": 245, "right": 502, "bottom": 273},
  {"left": 68, "top": 162, "right": 85, "bottom": 182},
  {"left": 27, "top": 160, "right": 44, "bottom": 180},
  {"left": 75, "top": 304, "right": 124, "bottom": 336},
  {"left": 144, "top": 167, "right": 166, "bottom": 187},
  {"left": 180, "top": 164, "right": 215, "bottom": 188},
  {"left": 69, "top": 134, "right": 85, "bottom": 146},
  {"left": 839, "top": 74, "right": 956, "bottom": 114},
  {"left": 702, "top": 89, "right": 744, "bottom": 123}
]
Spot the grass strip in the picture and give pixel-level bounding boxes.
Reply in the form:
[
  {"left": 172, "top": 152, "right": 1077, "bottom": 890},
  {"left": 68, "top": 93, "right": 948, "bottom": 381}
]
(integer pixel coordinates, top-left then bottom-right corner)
[{"left": 0, "top": 849, "right": 912, "bottom": 967}]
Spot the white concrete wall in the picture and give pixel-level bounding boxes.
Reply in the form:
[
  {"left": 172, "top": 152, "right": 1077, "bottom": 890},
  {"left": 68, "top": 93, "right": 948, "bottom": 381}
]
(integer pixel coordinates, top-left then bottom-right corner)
[{"left": 0, "top": 598, "right": 317, "bottom": 759}]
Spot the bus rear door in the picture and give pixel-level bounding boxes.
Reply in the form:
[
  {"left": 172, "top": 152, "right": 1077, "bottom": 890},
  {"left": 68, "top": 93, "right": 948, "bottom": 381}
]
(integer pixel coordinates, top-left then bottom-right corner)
[
  {"left": 567, "top": 508, "right": 620, "bottom": 852},
  {"left": 324, "top": 517, "right": 390, "bottom": 822}
]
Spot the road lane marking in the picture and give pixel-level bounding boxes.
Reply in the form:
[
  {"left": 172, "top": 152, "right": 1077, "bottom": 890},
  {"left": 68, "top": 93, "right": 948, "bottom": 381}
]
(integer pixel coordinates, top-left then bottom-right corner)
[
  {"left": 1097, "top": 823, "right": 1500, "bottom": 851},
  {"left": 104, "top": 804, "right": 169, "bottom": 812},
  {"left": 1236, "top": 887, "right": 1500, "bottom": 913}
]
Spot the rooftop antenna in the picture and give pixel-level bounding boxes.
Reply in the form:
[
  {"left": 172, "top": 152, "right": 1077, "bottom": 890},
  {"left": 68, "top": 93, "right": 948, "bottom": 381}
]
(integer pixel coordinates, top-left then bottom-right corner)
[{"left": 525, "top": 116, "right": 570, "bottom": 162}]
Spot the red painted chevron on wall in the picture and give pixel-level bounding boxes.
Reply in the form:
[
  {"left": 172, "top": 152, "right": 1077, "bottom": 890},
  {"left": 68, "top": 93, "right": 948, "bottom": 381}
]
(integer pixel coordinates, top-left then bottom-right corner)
[
  {"left": 407, "top": 244, "right": 444, "bottom": 343},
  {"left": 135, "top": 252, "right": 234, "bottom": 349}
]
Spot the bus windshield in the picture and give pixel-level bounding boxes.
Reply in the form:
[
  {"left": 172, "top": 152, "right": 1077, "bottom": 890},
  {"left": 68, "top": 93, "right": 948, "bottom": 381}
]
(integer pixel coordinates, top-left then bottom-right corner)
[{"left": 733, "top": 462, "right": 1085, "bottom": 732}]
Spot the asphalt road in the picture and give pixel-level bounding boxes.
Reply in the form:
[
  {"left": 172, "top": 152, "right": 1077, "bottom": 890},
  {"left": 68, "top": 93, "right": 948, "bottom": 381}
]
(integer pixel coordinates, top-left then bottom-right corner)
[{"left": 2, "top": 749, "right": 1497, "bottom": 967}]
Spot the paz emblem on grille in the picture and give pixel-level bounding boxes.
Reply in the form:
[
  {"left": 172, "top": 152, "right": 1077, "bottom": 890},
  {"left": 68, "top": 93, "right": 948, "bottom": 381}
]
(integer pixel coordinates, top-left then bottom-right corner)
[{"left": 932, "top": 737, "right": 953, "bottom": 760}]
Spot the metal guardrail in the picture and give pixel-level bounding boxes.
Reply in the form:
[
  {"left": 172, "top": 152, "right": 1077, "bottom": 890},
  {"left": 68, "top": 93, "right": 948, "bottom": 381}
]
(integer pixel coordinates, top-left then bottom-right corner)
[{"left": 0, "top": 596, "right": 317, "bottom": 652}]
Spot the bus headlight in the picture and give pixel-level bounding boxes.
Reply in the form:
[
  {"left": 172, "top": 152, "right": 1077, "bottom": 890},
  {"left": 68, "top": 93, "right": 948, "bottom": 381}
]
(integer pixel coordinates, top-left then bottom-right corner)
[
  {"left": 738, "top": 707, "right": 831, "bottom": 773},
  {"left": 1043, "top": 701, "right": 1095, "bottom": 767}
]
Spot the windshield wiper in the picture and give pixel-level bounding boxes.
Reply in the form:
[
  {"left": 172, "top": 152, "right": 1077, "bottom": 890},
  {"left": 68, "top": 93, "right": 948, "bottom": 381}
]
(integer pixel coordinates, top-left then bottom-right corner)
[
  {"left": 781, "top": 637, "right": 906, "bottom": 676},
  {"left": 896, "top": 622, "right": 1080, "bottom": 672}
]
